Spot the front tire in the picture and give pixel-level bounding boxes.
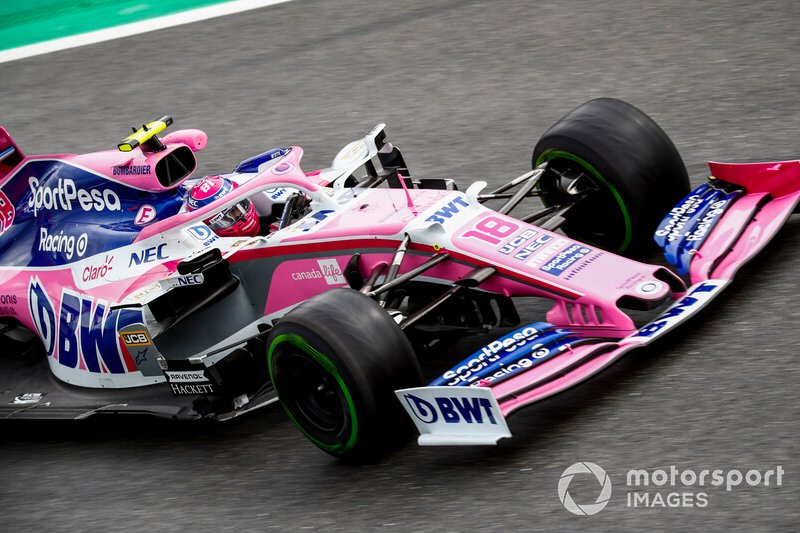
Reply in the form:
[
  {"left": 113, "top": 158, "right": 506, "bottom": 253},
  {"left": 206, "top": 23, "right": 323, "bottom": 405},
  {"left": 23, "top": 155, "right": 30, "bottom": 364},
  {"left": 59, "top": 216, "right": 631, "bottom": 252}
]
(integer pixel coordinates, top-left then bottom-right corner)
[
  {"left": 532, "top": 98, "right": 691, "bottom": 256},
  {"left": 267, "top": 289, "right": 422, "bottom": 460}
]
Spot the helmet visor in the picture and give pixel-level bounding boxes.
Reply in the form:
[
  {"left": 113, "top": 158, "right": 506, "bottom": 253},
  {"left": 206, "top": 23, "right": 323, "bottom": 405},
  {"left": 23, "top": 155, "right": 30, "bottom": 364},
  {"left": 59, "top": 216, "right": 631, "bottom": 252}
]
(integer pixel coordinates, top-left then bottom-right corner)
[{"left": 207, "top": 200, "right": 251, "bottom": 231}]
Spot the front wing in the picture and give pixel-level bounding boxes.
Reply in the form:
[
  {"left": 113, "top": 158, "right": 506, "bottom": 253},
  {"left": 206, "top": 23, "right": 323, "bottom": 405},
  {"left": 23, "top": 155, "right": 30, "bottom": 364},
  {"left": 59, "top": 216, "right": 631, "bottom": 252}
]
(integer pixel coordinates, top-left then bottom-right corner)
[{"left": 398, "top": 160, "right": 800, "bottom": 445}]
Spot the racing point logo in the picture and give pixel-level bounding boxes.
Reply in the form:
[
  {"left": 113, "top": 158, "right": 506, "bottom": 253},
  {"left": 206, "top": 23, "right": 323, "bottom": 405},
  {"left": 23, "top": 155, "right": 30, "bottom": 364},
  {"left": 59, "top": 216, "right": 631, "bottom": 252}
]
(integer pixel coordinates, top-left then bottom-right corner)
[{"left": 558, "top": 462, "right": 612, "bottom": 516}]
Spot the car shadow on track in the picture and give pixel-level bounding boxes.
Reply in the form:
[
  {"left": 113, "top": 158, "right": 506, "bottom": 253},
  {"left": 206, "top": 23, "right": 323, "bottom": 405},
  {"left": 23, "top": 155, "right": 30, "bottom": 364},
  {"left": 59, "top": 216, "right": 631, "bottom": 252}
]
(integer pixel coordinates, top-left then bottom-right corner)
[{"left": 0, "top": 402, "right": 291, "bottom": 446}]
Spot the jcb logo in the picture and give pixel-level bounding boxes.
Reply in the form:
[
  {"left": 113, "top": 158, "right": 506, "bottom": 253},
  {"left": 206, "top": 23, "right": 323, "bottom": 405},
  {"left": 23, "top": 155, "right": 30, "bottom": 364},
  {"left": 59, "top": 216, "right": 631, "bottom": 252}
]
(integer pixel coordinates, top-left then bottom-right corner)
[{"left": 122, "top": 330, "right": 151, "bottom": 346}]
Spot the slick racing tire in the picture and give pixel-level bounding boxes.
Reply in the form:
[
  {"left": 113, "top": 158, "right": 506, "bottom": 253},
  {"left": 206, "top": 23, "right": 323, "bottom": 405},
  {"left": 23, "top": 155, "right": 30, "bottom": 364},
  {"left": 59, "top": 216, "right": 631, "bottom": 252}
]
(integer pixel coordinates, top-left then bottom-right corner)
[
  {"left": 532, "top": 97, "right": 691, "bottom": 256},
  {"left": 267, "top": 289, "right": 422, "bottom": 461}
]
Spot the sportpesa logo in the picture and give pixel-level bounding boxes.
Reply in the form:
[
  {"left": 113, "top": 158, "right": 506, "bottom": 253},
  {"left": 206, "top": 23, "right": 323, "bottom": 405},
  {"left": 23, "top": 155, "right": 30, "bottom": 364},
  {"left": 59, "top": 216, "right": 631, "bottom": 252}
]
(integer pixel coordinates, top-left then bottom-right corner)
[
  {"left": 558, "top": 462, "right": 612, "bottom": 516},
  {"left": 28, "top": 177, "right": 121, "bottom": 216}
]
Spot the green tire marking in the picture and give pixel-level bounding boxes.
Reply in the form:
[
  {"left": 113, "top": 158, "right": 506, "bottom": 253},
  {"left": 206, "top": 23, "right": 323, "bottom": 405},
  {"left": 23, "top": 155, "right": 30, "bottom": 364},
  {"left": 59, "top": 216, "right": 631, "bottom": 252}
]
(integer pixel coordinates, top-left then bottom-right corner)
[
  {"left": 268, "top": 333, "right": 359, "bottom": 454},
  {"left": 535, "top": 149, "right": 633, "bottom": 253}
]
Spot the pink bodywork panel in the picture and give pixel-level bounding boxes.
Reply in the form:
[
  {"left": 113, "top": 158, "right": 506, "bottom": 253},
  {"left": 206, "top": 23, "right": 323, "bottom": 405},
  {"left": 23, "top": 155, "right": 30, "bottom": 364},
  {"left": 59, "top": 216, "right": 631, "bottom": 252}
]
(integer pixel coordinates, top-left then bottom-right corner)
[
  {"left": 491, "top": 159, "right": 800, "bottom": 417},
  {"left": 691, "top": 160, "right": 800, "bottom": 283},
  {"left": 232, "top": 184, "right": 679, "bottom": 337},
  {"left": 450, "top": 210, "right": 676, "bottom": 336}
]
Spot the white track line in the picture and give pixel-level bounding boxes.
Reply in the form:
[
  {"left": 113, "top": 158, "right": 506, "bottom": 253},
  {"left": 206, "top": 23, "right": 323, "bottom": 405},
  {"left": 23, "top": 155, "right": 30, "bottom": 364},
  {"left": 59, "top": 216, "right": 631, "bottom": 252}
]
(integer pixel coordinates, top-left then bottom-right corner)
[{"left": 0, "top": 0, "right": 296, "bottom": 64}]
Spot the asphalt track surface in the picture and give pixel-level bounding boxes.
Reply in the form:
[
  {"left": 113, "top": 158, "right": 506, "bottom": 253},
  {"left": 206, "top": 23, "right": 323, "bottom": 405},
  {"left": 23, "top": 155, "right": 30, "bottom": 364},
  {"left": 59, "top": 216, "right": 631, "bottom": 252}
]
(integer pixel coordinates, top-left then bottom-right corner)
[{"left": 1, "top": 0, "right": 798, "bottom": 531}]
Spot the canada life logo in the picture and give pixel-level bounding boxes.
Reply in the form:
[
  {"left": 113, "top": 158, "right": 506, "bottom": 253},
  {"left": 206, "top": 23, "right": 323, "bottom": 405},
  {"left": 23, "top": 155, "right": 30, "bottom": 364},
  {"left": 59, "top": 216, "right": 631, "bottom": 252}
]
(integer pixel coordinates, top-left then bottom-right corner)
[{"left": 317, "top": 259, "right": 345, "bottom": 284}]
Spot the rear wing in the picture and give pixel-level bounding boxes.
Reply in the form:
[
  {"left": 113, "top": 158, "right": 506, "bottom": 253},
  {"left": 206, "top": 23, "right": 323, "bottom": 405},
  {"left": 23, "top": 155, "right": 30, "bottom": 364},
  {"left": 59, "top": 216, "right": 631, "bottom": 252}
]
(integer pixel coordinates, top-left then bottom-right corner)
[{"left": 0, "top": 127, "right": 24, "bottom": 184}]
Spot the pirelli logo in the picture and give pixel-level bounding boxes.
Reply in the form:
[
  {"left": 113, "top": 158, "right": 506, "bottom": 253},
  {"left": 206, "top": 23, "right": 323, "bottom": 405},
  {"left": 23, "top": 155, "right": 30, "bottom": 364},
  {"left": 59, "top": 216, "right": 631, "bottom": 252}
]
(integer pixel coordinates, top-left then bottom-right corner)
[{"left": 121, "top": 330, "right": 152, "bottom": 347}]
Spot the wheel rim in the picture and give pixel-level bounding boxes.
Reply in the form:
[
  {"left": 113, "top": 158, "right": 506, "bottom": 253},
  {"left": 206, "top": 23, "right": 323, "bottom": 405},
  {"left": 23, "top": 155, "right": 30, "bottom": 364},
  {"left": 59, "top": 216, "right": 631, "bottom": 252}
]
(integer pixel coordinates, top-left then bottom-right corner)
[
  {"left": 268, "top": 333, "right": 359, "bottom": 453},
  {"left": 535, "top": 150, "right": 633, "bottom": 253},
  {"left": 283, "top": 351, "right": 348, "bottom": 432}
]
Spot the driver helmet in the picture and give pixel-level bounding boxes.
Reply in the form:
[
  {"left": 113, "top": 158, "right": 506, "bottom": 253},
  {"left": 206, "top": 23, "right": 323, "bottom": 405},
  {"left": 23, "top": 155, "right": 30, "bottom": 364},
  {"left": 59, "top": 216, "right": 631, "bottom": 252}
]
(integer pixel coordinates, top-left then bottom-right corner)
[{"left": 186, "top": 176, "right": 260, "bottom": 237}]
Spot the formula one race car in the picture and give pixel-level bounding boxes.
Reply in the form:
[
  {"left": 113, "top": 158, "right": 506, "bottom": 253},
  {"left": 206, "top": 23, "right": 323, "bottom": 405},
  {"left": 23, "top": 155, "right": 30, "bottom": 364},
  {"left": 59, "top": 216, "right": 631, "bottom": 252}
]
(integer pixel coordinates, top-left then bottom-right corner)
[{"left": 0, "top": 99, "right": 797, "bottom": 460}]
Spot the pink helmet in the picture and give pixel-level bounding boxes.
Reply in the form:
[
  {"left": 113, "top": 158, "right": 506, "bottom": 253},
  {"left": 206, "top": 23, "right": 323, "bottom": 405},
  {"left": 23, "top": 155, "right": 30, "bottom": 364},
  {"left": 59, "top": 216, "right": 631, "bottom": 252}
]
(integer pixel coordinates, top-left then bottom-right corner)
[{"left": 186, "top": 176, "right": 260, "bottom": 237}]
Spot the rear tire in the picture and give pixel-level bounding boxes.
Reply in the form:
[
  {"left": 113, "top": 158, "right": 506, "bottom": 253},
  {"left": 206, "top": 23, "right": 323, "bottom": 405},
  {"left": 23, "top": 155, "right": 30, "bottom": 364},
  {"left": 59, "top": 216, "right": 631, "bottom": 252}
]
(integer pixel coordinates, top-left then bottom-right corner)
[
  {"left": 267, "top": 289, "right": 422, "bottom": 460},
  {"left": 532, "top": 98, "right": 690, "bottom": 256}
]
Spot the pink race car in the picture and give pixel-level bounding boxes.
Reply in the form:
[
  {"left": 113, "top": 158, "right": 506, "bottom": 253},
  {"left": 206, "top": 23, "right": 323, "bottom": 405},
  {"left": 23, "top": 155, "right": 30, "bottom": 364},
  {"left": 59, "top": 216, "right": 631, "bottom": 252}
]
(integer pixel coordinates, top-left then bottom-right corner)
[{"left": 0, "top": 99, "right": 797, "bottom": 460}]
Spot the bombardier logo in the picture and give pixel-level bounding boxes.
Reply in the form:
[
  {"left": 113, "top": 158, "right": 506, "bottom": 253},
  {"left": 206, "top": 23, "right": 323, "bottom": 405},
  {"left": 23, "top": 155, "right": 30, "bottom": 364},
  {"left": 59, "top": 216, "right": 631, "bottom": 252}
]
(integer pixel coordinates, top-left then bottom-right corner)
[{"left": 28, "top": 177, "right": 121, "bottom": 216}]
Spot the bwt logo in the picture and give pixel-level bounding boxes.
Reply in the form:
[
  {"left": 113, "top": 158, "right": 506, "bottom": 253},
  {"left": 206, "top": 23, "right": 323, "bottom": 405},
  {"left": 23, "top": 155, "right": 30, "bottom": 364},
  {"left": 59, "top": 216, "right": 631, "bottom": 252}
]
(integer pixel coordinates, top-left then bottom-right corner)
[
  {"left": 28, "top": 277, "right": 143, "bottom": 374},
  {"left": 636, "top": 282, "right": 718, "bottom": 338},
  {"left": 425, "top": 197, "right": 469, "bottom": 224},
  {"left": 187, "top": 224, "right": 219, "bottom": 247},
  {"left": 402, "top": 394, "right": 498, "bottom": 425}
]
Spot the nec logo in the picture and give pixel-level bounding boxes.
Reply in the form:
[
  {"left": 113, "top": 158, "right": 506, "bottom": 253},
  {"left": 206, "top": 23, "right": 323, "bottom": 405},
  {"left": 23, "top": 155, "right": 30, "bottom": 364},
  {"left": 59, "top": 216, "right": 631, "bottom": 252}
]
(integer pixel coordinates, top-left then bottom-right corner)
[
  {"left": 425, "top": 197, "right": 469, "bottom": 224},
  {"left": 129, "top": 243, "right": 168, "bottom": 267},
  {"left": 402, "top": 394, "right": 498, "bottom": 425},
  {"left": 176, "top": 274, "right": 203, "bottom": 286}
]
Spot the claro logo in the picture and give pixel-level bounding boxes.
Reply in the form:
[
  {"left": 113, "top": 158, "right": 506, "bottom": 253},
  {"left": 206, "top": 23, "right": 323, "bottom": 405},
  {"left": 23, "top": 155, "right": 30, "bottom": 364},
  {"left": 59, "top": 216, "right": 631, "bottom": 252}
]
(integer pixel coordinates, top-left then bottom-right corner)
[
  {"left": 82, "top": 255, "right": 114, "bottom": 283},
  {"left": 28, "top": 177, "right": 121, "bottom": 216}
]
